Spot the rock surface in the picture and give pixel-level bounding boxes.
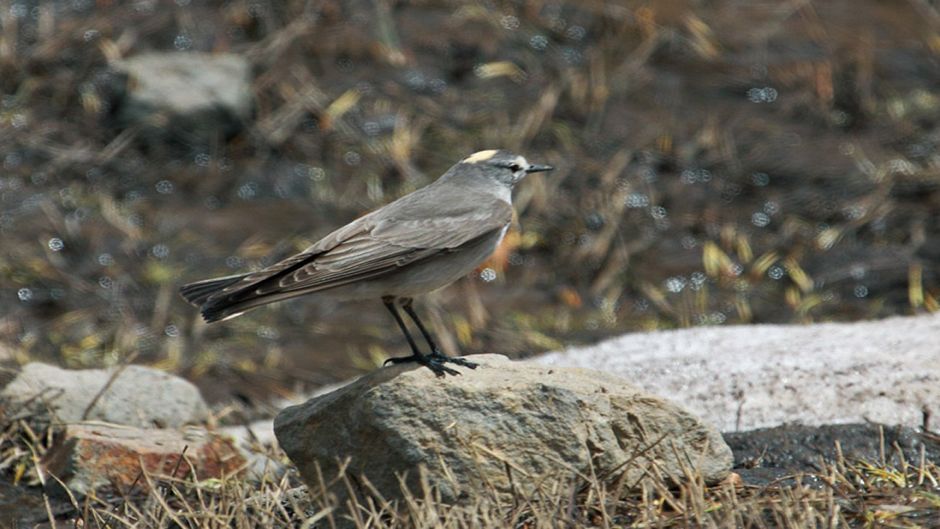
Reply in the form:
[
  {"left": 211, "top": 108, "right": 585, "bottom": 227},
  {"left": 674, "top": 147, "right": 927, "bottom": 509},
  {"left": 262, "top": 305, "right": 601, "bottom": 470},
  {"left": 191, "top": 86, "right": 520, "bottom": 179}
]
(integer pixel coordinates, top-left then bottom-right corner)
[
  {"left": 42, "top": 422, "right": 245, "bottom": 496},
  {"left": 0, "top": 362, "right": 209, "bottom": 428},
  {"left": 275, "top": 354, "right": 732, "bottom": 505},
  {"left": 535, "top": 314, "right": 940, "bottom": 431},
  {"left": 111, "top": 52, "right": 252, "bottom": 137},
  {"left": 220, "top": 420, "right": 287, "bottom": 481}
]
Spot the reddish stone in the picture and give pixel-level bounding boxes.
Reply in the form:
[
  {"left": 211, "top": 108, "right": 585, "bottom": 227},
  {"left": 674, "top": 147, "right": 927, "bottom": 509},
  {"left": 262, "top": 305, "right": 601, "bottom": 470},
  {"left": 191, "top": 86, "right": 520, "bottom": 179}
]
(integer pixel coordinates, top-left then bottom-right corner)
[{"left": 42, "top": 423, "right": 245, "bottom": 496}]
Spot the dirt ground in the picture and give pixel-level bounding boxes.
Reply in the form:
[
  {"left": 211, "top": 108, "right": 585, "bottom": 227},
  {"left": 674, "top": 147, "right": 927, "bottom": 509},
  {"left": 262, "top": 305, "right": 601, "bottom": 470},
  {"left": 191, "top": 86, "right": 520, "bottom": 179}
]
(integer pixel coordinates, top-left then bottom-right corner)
[{"left": 724, "top": 422, "right": 940, "bottom": 486}]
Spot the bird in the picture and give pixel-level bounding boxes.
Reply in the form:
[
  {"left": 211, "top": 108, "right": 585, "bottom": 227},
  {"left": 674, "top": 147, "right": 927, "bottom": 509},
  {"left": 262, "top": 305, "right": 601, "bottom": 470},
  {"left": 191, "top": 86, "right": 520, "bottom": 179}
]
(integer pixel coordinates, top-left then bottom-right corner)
[{"left": 180, "top": 149, "right": 554, "bottom": 376}]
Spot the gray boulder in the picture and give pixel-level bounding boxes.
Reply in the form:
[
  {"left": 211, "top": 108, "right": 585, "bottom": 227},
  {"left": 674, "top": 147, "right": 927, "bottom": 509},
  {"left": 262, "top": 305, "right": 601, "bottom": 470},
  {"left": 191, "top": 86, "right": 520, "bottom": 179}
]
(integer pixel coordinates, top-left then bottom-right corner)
[
  {"left": 274, "top": 354, "right": 732, "bottom": 506},
  {"left": 111, "top": 52, "right": 253, "bottom": 138},
  {"left": 0, "top": 362, "right": 209, "bottom": 428}
]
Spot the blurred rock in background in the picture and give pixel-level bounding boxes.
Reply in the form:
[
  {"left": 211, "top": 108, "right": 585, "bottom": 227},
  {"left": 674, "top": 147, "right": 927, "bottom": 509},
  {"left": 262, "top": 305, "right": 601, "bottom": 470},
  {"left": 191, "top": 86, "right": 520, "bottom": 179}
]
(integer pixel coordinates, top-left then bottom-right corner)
[
  {"left": 0, "top": 362, "right": 208, "bottom": 428},
  {"left": 110, "top": 52, "right": 253, "bottom": 141}
]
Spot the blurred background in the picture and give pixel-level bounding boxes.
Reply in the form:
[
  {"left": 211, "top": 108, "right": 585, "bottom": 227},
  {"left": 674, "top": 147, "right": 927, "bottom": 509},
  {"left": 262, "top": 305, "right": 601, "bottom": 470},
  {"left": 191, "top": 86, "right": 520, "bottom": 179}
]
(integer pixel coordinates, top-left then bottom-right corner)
[{"left": 1, "top": 0, "right": 939, "bottom": 403}]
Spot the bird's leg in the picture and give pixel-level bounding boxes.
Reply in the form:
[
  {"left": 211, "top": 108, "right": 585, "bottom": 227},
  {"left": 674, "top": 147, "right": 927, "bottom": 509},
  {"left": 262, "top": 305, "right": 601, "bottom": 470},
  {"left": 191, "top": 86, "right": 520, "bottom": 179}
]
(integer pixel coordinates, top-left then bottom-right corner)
[
  {"left": 400, "top": 298, "right": 478, "bottom": 369},
  {"left": 382, "top": 297, "right": 458, "bottom": 377}
]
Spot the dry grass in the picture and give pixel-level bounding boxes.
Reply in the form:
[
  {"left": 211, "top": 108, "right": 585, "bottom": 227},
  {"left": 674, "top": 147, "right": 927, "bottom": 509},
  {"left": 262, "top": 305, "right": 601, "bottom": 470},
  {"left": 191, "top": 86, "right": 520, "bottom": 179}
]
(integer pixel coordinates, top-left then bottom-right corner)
[
  {"left": 15, "top": 450, "right": 940, "bottom": 528},
  {"left": 2, "top": 415, "right": 939, "bottom": 528}
]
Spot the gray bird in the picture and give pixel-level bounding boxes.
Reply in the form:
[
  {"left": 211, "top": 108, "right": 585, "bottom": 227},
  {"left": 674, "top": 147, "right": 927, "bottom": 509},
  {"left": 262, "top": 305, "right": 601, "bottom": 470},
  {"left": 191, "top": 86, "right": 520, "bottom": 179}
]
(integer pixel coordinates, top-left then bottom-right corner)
[{"left": 180, "top": 149, "right": 553, "bottom": 376}]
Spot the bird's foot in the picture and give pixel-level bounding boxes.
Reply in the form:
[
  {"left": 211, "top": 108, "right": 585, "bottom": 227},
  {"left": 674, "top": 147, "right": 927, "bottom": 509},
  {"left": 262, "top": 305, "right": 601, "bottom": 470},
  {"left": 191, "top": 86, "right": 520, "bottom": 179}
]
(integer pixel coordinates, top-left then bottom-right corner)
[
  {"left": 430, "top": 350, "right": 478, "bottom": 369},
  {"left": 383, "top": 353, "right": 461, "bottom": 377}
]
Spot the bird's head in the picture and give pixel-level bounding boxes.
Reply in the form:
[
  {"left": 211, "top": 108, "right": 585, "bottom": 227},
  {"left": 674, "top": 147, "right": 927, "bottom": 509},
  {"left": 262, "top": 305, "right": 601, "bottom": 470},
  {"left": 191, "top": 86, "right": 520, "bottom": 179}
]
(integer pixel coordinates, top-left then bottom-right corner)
[{"left": 448, "top": 149, "right": 554, "bottom": 188}]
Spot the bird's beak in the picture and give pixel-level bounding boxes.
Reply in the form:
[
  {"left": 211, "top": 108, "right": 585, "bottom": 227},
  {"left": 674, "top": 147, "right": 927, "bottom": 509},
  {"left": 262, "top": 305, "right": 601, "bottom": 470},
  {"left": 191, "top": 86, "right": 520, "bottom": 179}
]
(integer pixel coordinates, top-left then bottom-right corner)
[{"left": 526, "top": 163, "right": 554, "bottom": 173}]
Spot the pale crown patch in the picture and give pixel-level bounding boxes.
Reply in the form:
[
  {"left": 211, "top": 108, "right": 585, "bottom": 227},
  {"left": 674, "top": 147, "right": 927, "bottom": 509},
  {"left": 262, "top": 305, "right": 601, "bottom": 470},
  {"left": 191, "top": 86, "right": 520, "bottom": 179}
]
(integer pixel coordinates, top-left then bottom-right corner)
[{"left": 462, "top": 150, "right": 499, "bottom": 164}]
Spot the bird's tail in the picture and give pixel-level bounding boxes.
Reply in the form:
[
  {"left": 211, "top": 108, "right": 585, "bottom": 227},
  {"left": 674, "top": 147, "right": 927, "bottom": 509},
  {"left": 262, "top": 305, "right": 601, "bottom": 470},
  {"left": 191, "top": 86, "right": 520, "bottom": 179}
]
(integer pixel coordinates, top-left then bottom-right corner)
[
  {"left": 180, "top": 273, "right": 307, "bottom": 323},
  {"left": 181, "top": 273, "right": 262, "bottom": 323},
  {"left": 180, "top": 273, "right": 249, "bottom": 307}
]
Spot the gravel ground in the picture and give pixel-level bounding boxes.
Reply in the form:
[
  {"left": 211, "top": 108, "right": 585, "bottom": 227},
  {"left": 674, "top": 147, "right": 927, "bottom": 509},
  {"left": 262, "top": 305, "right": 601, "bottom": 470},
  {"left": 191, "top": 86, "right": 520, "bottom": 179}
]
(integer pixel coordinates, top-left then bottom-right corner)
[{"left": 533, "top": 314, "right": 940, "bottom": 432}]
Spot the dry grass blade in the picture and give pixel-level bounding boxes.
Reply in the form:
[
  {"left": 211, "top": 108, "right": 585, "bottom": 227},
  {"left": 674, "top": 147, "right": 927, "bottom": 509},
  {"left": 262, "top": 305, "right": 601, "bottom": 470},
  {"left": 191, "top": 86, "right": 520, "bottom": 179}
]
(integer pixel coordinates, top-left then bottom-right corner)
[{"left": 80, "top": 350, "right": 139, "bottom": 421}]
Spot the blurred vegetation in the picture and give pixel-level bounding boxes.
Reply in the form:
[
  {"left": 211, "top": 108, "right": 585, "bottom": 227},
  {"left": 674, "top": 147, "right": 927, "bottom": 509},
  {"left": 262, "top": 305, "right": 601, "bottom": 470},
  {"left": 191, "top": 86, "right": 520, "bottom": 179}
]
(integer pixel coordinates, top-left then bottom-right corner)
[{"left": 1, "top": 0, "right": 940, "bottom": 398}]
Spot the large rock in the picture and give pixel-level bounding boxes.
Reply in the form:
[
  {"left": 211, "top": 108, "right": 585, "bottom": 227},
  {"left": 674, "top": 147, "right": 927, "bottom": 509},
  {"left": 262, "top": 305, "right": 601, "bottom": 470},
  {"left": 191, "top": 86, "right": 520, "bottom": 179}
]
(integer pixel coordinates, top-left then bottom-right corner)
[
  {"left": 274, "top": 354, "right": 732, "bottom": 506},
  {"left": 110, "top": 52, "right": 253, "bottom": 138},
  {"left": 535, "top": 313, "right": 940, "bottom": 431},
  {"left": 0, "top": 362, "right": 209, "bottom": 428},
  {"left": 42, "top": 423, "right": 245, "bottom": 497}
]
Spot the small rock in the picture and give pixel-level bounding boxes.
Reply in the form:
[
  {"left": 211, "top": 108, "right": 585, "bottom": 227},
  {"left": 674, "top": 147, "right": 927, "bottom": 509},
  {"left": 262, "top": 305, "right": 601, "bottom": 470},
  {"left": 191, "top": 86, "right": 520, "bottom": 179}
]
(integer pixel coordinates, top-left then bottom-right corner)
[
  {"left": 221, "top": 419, "right": 279, "bottom": 448},
  {"left": 42, "top": 422, "right": 245, "bottom": 497},
  {"left": 0, "top": 362, "right": 209, "bottom": 428},
  {"left": 274, "top": 354, "right": 732, "bottom": 506},
  {"left": 220, "top": 420, "right": 287, "bottom": 481},
  {"left": 110, "top": 52, "right": 253, "bottom": 138}
]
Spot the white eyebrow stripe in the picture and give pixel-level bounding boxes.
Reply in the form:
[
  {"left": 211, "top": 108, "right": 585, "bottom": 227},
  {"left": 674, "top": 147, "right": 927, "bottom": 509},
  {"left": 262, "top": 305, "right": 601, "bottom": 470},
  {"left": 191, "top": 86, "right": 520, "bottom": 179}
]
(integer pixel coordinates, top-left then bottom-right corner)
[{"left": 462, "top": 150, "right": 499, "bottom": 164}]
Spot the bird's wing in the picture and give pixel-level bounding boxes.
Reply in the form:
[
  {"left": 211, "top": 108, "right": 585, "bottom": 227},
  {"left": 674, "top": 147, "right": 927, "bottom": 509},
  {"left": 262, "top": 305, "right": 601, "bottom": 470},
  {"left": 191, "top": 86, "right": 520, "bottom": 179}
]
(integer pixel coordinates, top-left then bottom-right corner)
[
  {"left": 205, "top": 198, "right": 513, "bottom": 301},
  {"left": 262, "top": 199, "right": 514, "bottom": 294},
  {"left": 314, "top": 201, "right": 512, "bottom": 269}
]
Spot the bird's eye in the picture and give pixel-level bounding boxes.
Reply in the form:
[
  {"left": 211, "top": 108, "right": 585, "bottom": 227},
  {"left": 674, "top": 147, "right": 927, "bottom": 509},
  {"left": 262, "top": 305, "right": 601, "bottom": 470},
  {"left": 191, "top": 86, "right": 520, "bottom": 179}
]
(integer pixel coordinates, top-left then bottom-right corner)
[{"left": 508, "top": 163, "right": 522, "bottom": 172}]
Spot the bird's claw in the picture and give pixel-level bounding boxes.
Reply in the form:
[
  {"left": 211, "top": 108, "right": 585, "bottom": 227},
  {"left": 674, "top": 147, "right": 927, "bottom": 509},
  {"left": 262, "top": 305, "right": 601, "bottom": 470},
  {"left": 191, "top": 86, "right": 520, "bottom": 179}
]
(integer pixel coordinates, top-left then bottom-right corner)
[
  {"left": 383, "top": 352, "right": 469, "bottom": 377},
  {"left": 426, "top": 359, "right": 461, "bottom": 377},
  {"left": 383, "top": 355, "right": 413, "bottom": 366},
  {"left": 430, "top": 351, "right": 478, "bottom": 369}
]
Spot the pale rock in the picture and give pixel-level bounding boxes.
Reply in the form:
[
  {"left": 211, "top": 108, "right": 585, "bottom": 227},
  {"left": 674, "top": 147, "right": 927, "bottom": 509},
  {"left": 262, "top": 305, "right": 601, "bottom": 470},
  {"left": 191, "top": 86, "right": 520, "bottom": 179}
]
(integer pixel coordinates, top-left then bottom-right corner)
[
  {"left": 111, "top": 52, "right": 253, "bottom": 137},
  {"left": 0, "top": 362, "right": 209, "bottom": 428},
  {"left": 220, "top": 420, "right": 287, "bottom": 481},
  {"left": 274, "top": 354, "right": 732, "bottom": 506},
  {"left": 535, "top": 313, "right": 940, "bottom": 431}
]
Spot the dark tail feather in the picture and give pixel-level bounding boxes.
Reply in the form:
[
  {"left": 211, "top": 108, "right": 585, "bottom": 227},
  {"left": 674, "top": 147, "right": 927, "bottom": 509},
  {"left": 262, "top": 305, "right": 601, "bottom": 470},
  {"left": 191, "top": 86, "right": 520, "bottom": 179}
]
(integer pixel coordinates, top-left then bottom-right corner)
[
  {"left": 199, "top": 291, "right": 300, "bottom": 323},
  {"left": 182, "top": 274, "right": 304, "bottom": 323},
  {"left": 179, "top": 273, "right": 250, "bottom": 309}
]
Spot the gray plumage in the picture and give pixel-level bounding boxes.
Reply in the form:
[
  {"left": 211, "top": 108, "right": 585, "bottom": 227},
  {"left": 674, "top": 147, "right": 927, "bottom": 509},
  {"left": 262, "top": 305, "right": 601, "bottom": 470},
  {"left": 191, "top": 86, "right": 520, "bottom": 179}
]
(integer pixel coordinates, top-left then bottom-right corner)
[{"left": 180, "top": 150, "right": 552, "bottom": 325}]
